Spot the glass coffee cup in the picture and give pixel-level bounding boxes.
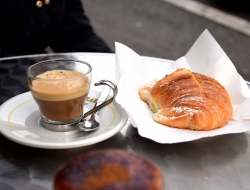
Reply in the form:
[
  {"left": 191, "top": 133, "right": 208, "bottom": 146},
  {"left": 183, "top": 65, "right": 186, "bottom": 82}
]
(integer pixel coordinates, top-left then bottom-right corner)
[{"left": 27, "top": 59, "right": 116, "bottom": 132}]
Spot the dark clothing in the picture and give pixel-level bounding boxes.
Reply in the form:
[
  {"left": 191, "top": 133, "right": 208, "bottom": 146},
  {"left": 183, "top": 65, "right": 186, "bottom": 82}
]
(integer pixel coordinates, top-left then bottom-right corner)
[{"left": 0, "top": 0, "right": 111, "bottom": 58}]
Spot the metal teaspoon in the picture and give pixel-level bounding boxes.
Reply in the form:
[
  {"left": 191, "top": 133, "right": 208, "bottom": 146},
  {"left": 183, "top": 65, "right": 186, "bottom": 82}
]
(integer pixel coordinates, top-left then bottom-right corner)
[{"left": 77, "top": 80, "right": 117, "bottom": 132}]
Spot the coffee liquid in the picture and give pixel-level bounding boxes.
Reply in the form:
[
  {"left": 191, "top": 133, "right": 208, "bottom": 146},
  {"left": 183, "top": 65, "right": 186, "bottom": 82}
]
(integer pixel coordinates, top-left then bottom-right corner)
[
  {"left": 29, "top": 70, "right": 90, "bottom": 121},
  {"left": 33, "top": 96, "right": 86, "bottom": 121}
]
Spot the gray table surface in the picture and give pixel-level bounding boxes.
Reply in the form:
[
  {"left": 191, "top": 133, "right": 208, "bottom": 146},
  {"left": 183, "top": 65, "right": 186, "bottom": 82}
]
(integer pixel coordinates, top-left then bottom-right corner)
[{"left": 0, "top": 53, "right": 250, "bottom": 190}]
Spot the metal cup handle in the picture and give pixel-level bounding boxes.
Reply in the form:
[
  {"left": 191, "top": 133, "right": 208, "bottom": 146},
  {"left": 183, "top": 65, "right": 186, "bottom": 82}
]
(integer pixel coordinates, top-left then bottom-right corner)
[{"left": 82, "top": 80, "right": 118, "bottom": 119}]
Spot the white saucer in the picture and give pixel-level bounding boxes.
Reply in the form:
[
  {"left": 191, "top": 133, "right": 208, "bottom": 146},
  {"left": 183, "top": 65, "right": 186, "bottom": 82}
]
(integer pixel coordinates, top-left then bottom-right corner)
[{"left": 0, "top": 91, "right": 128, "bottom": 149}]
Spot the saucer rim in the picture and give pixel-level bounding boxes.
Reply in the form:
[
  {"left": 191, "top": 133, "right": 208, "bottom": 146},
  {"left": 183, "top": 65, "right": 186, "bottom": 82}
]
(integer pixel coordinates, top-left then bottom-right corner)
[{"left": 0, "top": 91, "right": 129, "bottom": 149}]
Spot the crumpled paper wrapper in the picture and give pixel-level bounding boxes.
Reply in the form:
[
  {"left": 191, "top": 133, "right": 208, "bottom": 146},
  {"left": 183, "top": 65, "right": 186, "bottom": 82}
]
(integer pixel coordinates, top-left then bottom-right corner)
[{"left": 115, "top": 29, "right": 250, "bottom": 143}]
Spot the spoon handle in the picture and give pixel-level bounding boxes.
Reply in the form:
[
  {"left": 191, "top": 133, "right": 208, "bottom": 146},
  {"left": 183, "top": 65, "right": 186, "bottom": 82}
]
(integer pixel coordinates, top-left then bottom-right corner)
[
  {"left": 95, "top": 84, "right": 111, "bottom": 107},
  {"left": 82, "top": 80, "right": 118, "bottom": 119}
]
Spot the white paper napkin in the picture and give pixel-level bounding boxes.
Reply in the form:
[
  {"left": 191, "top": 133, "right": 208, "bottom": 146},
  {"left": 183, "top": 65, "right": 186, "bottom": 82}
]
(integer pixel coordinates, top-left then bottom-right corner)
[{"left": 115, "top": 29, "right": 250, "bottom": 143}]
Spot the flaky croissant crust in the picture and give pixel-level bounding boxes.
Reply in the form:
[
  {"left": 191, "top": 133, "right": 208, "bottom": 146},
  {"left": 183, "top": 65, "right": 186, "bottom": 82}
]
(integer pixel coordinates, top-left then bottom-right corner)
[{"left": 139, "top": 68, "right": 233, "bottom": 131}]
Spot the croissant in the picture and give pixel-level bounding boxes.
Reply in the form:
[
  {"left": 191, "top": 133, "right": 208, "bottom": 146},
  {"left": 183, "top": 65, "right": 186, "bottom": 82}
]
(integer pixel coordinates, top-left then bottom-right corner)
[{"left": 139, "top": 68, "right": 233, "bottom": 131}]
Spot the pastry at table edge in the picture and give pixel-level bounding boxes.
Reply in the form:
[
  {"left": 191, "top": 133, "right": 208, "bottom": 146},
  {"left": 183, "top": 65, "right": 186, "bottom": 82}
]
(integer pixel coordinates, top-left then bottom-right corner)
[
  {"left": 54, "top": 149, "right": 164, "bottom": 190},
  {"left": 139, "top": 68, "right": 233, "bottom": 131}
]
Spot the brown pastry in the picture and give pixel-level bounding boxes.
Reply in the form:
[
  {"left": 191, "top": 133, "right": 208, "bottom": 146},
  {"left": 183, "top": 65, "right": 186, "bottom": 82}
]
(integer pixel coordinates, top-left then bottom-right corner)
[
  {"left": 139, "top": 68, "right": 233, "bottom": 131},
  {"left": 54, "top": 149, "right": 164, "bottom": 190}
]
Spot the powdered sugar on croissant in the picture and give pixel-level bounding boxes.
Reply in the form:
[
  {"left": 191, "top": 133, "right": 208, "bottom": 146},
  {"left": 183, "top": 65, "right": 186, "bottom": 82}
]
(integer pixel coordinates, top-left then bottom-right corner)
[{"left": 139, "top": 68, "right": 233, "bottom": 131}]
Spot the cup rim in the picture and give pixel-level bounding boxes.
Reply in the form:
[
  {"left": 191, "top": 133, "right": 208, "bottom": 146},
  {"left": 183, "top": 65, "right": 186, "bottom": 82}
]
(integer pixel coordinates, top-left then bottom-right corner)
[{"left": 26, "top": 59, "right": 92, "bottom": 80}]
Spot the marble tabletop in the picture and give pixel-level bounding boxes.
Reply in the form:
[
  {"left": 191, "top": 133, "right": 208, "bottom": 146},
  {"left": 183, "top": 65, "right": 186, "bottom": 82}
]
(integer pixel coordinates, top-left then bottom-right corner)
[{"left": 0, "top": 53, "right": 250, "bottom": 190}]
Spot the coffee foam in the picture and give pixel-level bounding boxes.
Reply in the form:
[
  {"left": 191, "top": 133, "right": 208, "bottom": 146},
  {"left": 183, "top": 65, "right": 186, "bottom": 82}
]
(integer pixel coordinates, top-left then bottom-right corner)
[
  {"left": 36, "top": 70, "right": 84, "bottom": 79},
  {"left": 30, "top": 70, "right": 90, "bottom": 101}
]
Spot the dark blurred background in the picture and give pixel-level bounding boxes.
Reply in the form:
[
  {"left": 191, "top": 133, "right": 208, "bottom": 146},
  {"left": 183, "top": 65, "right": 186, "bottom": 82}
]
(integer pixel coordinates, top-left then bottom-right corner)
[
  {"left": 82, "top": 0, "right": 250, "bottom": 81},
  {"left": 196, "top": 0, "right": 250, "bottom": 20}
]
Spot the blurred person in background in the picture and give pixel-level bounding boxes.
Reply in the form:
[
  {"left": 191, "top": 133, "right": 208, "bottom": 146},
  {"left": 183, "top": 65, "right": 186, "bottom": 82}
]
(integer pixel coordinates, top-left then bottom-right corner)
[{"left": 0, "top": 0, "right": 111, "bottom": 58}]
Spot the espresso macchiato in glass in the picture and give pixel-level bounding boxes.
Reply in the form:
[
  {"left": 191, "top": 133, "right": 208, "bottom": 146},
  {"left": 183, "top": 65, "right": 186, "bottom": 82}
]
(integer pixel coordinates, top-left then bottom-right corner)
[{"left": 27, "top": 60, "right": 92, "bottom": 129}]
